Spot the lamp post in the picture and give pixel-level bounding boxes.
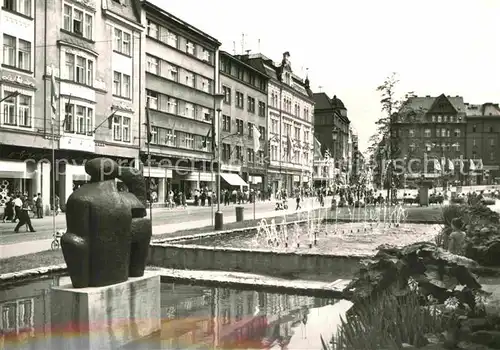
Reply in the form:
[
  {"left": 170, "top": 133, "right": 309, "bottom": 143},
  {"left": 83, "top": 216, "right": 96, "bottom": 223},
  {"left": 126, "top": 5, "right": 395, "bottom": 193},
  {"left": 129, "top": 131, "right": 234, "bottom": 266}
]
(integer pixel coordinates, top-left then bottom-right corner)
[
  {"left": 332, "top": 127, "right": 338, "bottom": 188},
  {"left": 214, "top": 93, "right": 226, "bottom": 230}
]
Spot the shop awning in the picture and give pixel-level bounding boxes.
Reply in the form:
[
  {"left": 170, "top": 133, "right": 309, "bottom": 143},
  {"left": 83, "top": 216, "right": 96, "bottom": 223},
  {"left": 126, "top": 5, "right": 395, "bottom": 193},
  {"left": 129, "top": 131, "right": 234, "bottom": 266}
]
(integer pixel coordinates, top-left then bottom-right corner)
[{"left": 220, "top": 173, "right": 248, "bottom": 187}]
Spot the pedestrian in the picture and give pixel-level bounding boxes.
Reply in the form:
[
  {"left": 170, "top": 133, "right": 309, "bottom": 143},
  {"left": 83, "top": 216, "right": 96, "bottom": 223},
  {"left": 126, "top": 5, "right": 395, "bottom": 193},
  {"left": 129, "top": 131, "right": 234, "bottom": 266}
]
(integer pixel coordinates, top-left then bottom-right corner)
[
  {"left": 14, "top": 199, "right": 36, "bottom": 233},
  {"left": 36, "top": 193, "right": 43, "bottom": 218},
  {"left": 2, "top": 198, "right": 14, "bottom": 223},
  {"left": 180, "top": 191, "right": 187, "bottom": 208},
  {"left": 295, "top": 193, "right": 301, "bottom": 210},
  {"left": 12, "top": 194, "right": 22, "bottom": 222}
]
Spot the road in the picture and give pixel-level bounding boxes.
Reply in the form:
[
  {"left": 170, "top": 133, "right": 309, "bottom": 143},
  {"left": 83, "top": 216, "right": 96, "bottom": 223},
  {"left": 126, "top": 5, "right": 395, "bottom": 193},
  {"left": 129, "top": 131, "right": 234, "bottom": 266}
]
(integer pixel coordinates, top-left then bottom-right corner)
[{"left": 0, "top": 197, "right": 330, "bottom": 258}]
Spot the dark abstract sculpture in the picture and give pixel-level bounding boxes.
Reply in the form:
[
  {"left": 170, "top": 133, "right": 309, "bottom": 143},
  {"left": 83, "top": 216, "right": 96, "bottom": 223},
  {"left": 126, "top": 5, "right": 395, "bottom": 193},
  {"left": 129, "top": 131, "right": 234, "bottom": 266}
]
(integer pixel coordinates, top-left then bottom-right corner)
[{"left": 61, "top": 158, "right": 152, "bottom": 288}]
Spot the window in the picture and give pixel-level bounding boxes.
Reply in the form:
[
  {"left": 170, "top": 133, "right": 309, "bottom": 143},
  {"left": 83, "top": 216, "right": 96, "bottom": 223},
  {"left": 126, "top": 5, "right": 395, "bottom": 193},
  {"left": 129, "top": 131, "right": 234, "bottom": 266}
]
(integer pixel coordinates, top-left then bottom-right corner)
[
  {"left": 150, "top": 126, "right": 158, "bottom": 144},
  {"left": 271, "top": 119, "right": 278, "bottom": 133},
  {"left": 64, "top": 53, "right": 93, "bottom": 86},
  {"left": 472, "top": 124, "right": 477, "bottom": 132},
  {"left": 424, "top": 129, "right": 431, "bottom": 137},
  {"left": 3, "top": 35, "right": 31, "bottom": 71},
  {"left": 294, "top": 150, "right": 300, "bottom": 162},
  {"left": 408, "top": 129, "right": 415, "bottom": 138},
  {"left": 425, "top": 143, "right": 432, "bottom": 152},
  {"left": 185, "top": 102, "right": 194, "bottom": 118},
  {"left": 1, "top": 90, "right": 32, "bottom": 127},
  {"left": 185, "top": 72, "right": 195, "bottom": 87},
  {"left": 294, "top": 127, "right": 300, "bottom": 140},
  {"left": 222, "top": 115, "right": 231, "bottom": 132},
  {"left": 473, "top": 139, "right": 477, "bottom": 147},
  {"left": 247, "top": 148, "right": 254, "bottom": 163},
  {"left": 63, "top": 102, "right": 93, "bottom": 134},
  {"left": 259, "top": 126, "right": 265, "bottom": 140},
  {"left": 248, "top": 122, "right": 253, "bottom": 137},
  {"left": 258, "top": 101, "right": 266, "bottom": 117},
  {"left": 111, "top": 115, "right": 131, "bottom": 142},
  {"left": 2, "top": 34, "right": 16, "bottom": 67},
  {"left": 304, "top": 130, "right": 309, "bottom": 144},
  {"left": 237, "top": 68, "right": 244, "bottom": 80},
  {"left": 431, "top": 115, "right": 436, "bottom": 122},
  {"left": 222, "top": 143, "right": 231, "bottom": 161},
  {"left": 167, "top": 97, "right": 176, "bottom": 114},
  {"left": 147, "top": 20, "right": 158, "bottom": 38},
  {"left": 166, "top": 30, "right": 177, "bottom": 47},
  {"left": 186, "top": 41, "right": 195, "bottom": 55},
  {"left": 222, "top": 86, "right": 231, "bottom": 104},
  {"left": 236, "top": 145, "right": 242, "bottom": 161},
  {"left": 236, "top": 92, "right": 244, "bottom": 109},
  {"left": 146, "top": 55, "right": 159, "bottom": 74},
  {"left": 247, "top": 96, "right": 255, "bottom": 113},
  {"left": 202, "top": 107, "right": 211, "bottom": 121},
  {"left": 201, "top": 77, "right": 210, "bottom": 93},
  {"left": 490, "top": 152, "right": 495, "bottom": 161},
  {"left": 62, "top": 3, "right": 93, "bottom": 39},
  {"left": 437, "top": 115, "right": 442, "bottom": 122},
  {"left": 146, "top": 90, "right": 158, "bottom": 109},
  {"left": 454, "top": 129, "right": 460, "bottom": 137},
  {"left": 112, "top": 71, "right": 130, "bottom": 98},
  {"left": 114, "top": 28, "right": 131, "bottom": 55},
  {"left": 236, "top": 119, "right": 243, "bottom": 134},
  {"left": 490, "top": 138, "right": 495, "bottom": 146},
  {"left": 165, "top": 129, "right": 176, "bottom": 146},
  {"left": 167, "top": 64, "right": 178, "bottom": 81},
  {"left": 199, "top": 47, "right": 210, "bottom": 62}
]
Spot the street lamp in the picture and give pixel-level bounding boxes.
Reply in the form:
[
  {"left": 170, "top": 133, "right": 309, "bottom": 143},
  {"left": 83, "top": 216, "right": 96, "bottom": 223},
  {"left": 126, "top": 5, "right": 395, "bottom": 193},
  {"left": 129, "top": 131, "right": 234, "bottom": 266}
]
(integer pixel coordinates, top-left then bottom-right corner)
[
  {"left": 214, "top": 93, "right": 225, "bottom": 230},
  {"left": 0, "top": 91, "right": 20, "bottom": 103}
]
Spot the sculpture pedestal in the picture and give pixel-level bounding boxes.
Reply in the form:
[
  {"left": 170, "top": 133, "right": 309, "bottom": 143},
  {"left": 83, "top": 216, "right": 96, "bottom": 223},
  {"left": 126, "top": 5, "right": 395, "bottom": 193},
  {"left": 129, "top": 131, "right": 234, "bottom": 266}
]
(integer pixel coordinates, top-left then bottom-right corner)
[{"left": 51, "top": 272, "right": 160, "bottom": 349}]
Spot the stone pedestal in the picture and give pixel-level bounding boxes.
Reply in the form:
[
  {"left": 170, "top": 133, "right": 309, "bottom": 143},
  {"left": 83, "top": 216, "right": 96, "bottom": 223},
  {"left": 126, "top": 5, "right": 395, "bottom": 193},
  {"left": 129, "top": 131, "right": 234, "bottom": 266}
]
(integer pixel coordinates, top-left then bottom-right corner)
[{"left": 51, "top": 272, "right": 160, "bottom": 349}]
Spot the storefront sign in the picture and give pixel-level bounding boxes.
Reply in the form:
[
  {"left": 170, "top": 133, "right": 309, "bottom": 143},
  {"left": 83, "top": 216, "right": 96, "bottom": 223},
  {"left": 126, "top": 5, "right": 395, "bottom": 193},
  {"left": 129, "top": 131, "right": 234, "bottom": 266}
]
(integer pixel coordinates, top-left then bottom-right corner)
[
  {"left": 221, "top": 164, "right": 241, "bottom": 172},
  {"left": 59, "top": 135, "right": 95, "bottom": 153}
]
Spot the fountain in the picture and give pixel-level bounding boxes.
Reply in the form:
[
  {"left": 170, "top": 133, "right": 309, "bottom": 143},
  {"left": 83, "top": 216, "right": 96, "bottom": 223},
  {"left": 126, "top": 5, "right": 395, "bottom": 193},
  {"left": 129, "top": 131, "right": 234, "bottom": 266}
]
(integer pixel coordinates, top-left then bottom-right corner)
[{"left": 148, "top": 197, "right": 440, "bottom": 279}]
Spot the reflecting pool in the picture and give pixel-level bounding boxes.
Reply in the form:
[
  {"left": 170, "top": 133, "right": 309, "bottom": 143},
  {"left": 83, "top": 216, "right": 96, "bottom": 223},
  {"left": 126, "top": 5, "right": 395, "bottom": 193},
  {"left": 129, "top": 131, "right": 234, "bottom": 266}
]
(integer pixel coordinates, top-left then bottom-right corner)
[{"left": 0, "top": 275, "right": 351, "bottom": 349}]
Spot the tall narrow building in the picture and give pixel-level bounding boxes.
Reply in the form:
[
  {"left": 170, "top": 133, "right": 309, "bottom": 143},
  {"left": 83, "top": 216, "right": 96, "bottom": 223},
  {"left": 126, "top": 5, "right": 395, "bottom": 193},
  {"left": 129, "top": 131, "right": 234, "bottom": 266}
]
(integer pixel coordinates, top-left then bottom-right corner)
[
  {"left": 237, "top": 52, "right": 314, "bottom": 195},
  {"left": 141, "top": 1, "right": 221, "bottom": 204}
]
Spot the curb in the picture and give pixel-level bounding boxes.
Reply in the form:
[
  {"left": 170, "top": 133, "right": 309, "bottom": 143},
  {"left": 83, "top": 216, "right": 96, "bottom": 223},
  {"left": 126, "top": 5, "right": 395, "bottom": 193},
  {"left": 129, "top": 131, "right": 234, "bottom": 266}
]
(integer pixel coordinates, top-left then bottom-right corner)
[{"left": 0, "top": 263, "right": 67, "bottom": 286}]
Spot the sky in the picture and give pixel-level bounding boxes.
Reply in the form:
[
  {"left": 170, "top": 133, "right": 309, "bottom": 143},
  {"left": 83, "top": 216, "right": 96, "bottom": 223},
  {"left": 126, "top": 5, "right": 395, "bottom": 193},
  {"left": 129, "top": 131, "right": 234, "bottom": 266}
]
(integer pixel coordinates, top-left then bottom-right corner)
[{"left": 149, "top": 0, "right": 500, "bottom": 152}]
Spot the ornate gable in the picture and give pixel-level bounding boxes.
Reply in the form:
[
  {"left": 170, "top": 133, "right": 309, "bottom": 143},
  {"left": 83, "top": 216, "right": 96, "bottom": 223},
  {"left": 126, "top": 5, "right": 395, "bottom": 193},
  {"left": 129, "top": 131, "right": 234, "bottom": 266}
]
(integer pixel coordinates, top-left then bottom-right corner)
[
  {"left": 103, "top": 0, "right": 141, "bottom": 24},
  {"left": 427, "top": 94, "right": 457, "bottom": 115}
]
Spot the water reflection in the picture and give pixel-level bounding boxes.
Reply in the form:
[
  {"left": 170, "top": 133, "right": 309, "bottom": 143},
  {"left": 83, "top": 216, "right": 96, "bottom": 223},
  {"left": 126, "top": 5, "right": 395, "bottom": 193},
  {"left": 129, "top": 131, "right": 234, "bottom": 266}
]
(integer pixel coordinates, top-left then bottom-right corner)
[{"left": 0, "top": 276, "right": 351, "bottom": 349}]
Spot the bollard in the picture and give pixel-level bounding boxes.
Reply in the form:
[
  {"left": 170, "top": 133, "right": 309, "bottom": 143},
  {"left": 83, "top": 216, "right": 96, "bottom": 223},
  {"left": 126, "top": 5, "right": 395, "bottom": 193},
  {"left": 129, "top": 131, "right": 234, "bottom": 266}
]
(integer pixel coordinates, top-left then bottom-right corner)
[{"left": 235, "top": 206, "right": 244, "bottom": 222}]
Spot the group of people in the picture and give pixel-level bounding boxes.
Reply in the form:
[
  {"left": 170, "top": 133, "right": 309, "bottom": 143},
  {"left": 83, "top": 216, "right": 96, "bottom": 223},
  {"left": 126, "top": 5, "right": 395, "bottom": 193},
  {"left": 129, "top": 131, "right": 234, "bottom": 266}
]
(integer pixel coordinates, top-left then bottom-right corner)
[{"left": 1, "top": 193, "right": 41, "bottom": 233}]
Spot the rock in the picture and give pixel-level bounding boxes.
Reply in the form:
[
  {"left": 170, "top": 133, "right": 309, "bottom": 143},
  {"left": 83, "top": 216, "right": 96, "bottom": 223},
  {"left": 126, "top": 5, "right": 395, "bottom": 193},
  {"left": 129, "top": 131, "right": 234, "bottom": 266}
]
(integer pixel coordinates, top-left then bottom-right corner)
[{"left": 470, "top": 330, "right": 500, "bottom": 348}]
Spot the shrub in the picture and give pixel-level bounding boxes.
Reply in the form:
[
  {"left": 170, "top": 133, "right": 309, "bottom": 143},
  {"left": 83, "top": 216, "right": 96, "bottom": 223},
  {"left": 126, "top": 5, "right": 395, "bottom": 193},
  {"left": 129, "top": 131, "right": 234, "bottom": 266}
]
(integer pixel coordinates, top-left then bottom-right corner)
[{"left": 326, "top": 290, "right": 456, "bottom": 350}]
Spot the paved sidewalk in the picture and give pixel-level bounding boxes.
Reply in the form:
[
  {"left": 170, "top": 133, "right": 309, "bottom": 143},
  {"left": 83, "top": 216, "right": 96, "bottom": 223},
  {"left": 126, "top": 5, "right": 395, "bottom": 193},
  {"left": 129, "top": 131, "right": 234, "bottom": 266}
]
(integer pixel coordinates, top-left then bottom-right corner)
[{"left": 0, "top": 201, "right": 328, "bottom": 259}]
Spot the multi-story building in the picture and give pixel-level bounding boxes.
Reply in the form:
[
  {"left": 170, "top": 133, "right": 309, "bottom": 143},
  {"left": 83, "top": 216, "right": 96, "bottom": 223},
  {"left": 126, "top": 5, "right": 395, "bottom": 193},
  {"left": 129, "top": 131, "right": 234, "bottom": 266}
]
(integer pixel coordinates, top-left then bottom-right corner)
[
  {"left": 464, "top": 102, "right": 500, "bottom": 184},
  {"left": 312, "top": 93, "right": 350, "bottom": 161},
  {"left": 218, "top": 51, "right": 268, "bottom": 191},
  {"left": 392, "top": 94, "right": 467, "bottom": 187},
  {"left": 238, "top": 52, "right": 314, "bottom": 195},
  {"left": 142, "top": 1, "right": 220, "bottom": 204},
  {"left": 0, "top": 0, "right": 144, "bottom": 213}
]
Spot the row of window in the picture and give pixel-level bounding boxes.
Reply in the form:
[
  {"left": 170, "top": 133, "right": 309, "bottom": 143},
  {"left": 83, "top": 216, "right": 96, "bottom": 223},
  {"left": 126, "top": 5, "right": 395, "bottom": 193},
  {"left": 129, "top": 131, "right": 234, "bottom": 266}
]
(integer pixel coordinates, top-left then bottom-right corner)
[
  {"left": 3, "top": 0, "right": 32, "bottom": 17},
  {"left": 270, "top": 91, "right": 311, "bottom": 122},
  {"left": 219, "top": 56, "right": 267, "bottom": 92},
  {"left": 1, "top": 90, "right": 131, "bottom": 142},
  {"left": 221, "top": 115, "right": 265, "bottom": 139},
  {"left": 221, "top": 144, "right": 264, "bottom": 164},
  {"left": 270, "top": 118, "right": 311, "bottom": 143},
  {"left": 146, "top": 90, "right": 213, "bottom": 122},
  {"left": 404, "top": 128, "right": 463, "bottom": 138},
  {"left": 269, "top": 145, "right": 310, "bottom": 164},
  {"left": 408, "top": 143, "right": 496, "bottom": 161},
  {"left": 146, "top": 55, "right": 213, "bottom": 94},
  {"left": 146, "top": 20, "right": 213, "bottom": 64},
  {"left": 221, "top": 86, "right": 266, "bottom": 117}
]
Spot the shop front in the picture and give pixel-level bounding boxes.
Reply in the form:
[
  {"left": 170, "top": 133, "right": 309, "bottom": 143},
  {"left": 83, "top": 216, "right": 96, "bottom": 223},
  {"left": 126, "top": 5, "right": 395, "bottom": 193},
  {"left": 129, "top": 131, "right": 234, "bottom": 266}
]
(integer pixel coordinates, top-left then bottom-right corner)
[
  {"left": 175, "top": 170, "right": 215, "bottom": 199},
  {"left": 143, "top": 167, "right": 173, "bottom": 206}
]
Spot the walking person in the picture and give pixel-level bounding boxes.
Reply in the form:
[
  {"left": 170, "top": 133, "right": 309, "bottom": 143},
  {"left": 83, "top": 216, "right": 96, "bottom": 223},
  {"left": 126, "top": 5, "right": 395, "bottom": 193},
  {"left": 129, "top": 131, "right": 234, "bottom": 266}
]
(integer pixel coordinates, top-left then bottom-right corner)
[
  {"left": 295, "top": 193, "right": 301, "bottom": 211},
  {"left": 36, "top": 193, "right": 43, "bottom": 218},
  {"left": 14, "top": 199, "right": 36, "bottom": 233},
  {"left": 12, "top": 194, "right": 22, "bottom": 222}
]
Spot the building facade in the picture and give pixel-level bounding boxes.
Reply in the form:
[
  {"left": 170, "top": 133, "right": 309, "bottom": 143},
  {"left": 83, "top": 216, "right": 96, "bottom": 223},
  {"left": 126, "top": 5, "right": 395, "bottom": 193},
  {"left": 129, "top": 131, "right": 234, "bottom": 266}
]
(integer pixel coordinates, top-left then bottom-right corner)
[
  {"left": 238, "top": 52, "right": 315, "bottom": 195},
  {"left": 218, "top": 51, "right": 268, "bottom": 191},
  {"left": 464, "top": 102, "right": 500, "bottom": 185},
  {"left": 312, "top": 93, "right": 350, "bottom": 161},
  {"left": 142, "top": 1, "right": 220, "bottom": 204},
  {"left": 392, "top": 94, "right": 467, "bottom": 187},
  {"left": 0, "top": 0, "right": 144, "bottom": 213}
]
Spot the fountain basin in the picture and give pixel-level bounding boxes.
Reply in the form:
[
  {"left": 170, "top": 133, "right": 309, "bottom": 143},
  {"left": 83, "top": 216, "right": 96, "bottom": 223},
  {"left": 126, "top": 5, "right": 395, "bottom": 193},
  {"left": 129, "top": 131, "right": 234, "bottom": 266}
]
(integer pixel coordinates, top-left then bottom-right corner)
[{"left": 148, "top": 222, "right": 440, "bottom": 280}]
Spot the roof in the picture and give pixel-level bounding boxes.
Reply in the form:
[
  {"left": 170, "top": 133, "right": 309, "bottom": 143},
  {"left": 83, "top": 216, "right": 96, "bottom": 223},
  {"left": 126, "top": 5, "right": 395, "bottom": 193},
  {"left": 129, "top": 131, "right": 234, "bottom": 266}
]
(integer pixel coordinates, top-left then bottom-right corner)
[
  {"left": 219, "top": 51, "right": 269, "bottom": 80},
  {"left": 142, "top": 1, "right": 221, "bottom": 46},
  {"left": 401, "top": 94, "right": 466, "bottom": 115},
  {"left": 313, "top": 93, "right": 346, "bottom": 110},
  {"left": 465, "top": 103, "right": 500, "bottom": 118}
]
